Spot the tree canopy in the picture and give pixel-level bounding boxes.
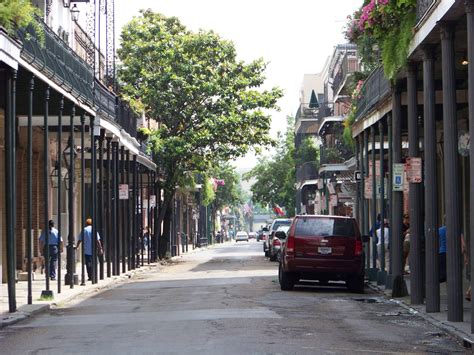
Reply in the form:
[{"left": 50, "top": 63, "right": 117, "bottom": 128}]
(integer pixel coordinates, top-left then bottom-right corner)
[{"left": 118, "top": 10, "right": 282, "bottom": 255}]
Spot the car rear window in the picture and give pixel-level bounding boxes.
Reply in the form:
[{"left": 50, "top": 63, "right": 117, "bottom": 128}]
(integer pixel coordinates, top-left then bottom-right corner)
[
  {"left": 272, "top": 221, "right": 291, "bottom": 231},
  {"left": 295, "top": 217, "right": 356, "bottom": 237}
]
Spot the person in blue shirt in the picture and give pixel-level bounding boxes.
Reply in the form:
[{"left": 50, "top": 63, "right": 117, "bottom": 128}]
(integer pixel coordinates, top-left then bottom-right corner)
[
  {"left": 77, "top": 218, "right": 103, "bottom": 281},
  {"left": 438, "top": 225, "right": 447, "bottom": 283},
  {"left": 39, "top": 220, "right": 63, "bottom": 280}
]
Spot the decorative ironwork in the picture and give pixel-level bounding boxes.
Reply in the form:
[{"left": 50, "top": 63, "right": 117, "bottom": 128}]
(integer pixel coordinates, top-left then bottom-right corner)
[
  {"left": 296, "top": 161, "right": 319, "bottom": 183},
  {"left": 354, "top": 66, "right": 390, "bottom": 122},
  {"left": 416, "top": 0, "right": 436, "bottom": 23},
  {"left": 295, "top": 102, "right": 334, "bottom": 121},
  {"left": 332, "top": 52, "right": 360, "bottom": 98},
  {"left": 18, "top": 18, "right": 94, "bottom": 105},
  {"left": 105, "top": 0, "right": 116, "bottom": 90},
  {"left": 94, "top": 79, "right": 116, "bottom": 119}
]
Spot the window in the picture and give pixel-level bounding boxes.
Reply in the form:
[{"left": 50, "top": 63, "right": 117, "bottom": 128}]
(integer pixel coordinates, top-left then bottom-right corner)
[{"left": 295, "top": 217, "right": 355, "bottom": 237}]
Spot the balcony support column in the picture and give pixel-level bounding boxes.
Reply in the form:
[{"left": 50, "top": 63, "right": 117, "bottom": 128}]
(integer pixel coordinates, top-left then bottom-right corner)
[
  {"left": 363, "top": 130, "right": 370, "bottom": 272},
  {"left": 391, "top": 82, "right": 408, "bottom": 297},
  {"left": 440, "top": 22, "right": 463, "bottom": 322},
  {"left": 120, "top": 146, "right": 126, "bottom": 274},
  {"left": 132, "top": 155, "right": 137, "bottom": 269},
  {"left": 90, "top": 116, "right": 98, "bottom": 284},
  {"left": 126, "top": 150, "right": 132, "bottom": 271},
  {"left": 407, "top": 64, "right": 424, "bottom": 305},
  {"left": 466, "top": 0, "right": 474, "bottom": 331},
  {"left": 105, "top": 137, "right": 112, "bottom": 277},
  {"left": 111, "top": 141, "right": 119, "bottom": 275},
  {"left": 422, "top": 45, "right": 440, "bottom": 313},
  {"left": 57, "top": 96, "right": 63, "bottom": 294},
  {"left": 80, "top": 113, "right": 86, "bottom": 286},
  {"left": 27, "top": 75, "right": 34, "bottom": 301},
  {"left": 355, "top": 137, "right": 360, "bottom": 226},
  {"left": 378, "top": 119, "right": 386, "bottom": 285},
  {"left": 98, "top": 130, "right": 105, "bottom": 280},
  {"left": 386, "top": 113, "right": 393, "bottom": 290},
  {"left": 369, "top": 126, "right": 378, "bottom": 281}
]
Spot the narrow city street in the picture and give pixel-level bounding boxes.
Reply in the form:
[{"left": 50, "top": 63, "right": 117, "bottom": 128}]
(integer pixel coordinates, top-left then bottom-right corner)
[{"left": 0, "top": 241, "right": 464, "bottom": 354}]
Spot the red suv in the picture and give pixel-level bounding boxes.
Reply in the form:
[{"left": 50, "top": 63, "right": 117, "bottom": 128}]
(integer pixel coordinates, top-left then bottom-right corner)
[{"left": 279, "top": 215, "right": 366, "bottom": 293}]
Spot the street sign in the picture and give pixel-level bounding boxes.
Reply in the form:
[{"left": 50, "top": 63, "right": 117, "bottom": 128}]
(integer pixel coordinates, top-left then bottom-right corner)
[
  {"left": 364, "top": 176, "right": 372, "bottom": 199},
  {"left": 369, "top": 160, "right": 381, "bottom": 177},
  {"left": 393, "top": 163, "right": 404, "bottom": 191},
  {"left": 354, "top": 170, "right": 361, "bottom": 182},
  {"left": 150, "top": 195, "right": 157, "bottom": 208},
  {"left": 119, "top": 184, "right": 129, "bottom": 200},
  {"left": 406, "top": 157, "right": 422, "bottom": 183}
]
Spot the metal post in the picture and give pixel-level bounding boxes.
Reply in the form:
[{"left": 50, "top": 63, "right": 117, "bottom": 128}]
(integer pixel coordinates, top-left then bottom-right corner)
[
  {"left": 154, "top": 174, "right": 159, "bottom": 258},
  {"left": 148, "top": 170, "right": 152, "bottom": 263},
  {"left": 98, "top": 130, "right": 105, "bottom": 280},
  {"left": 392, "top": 82, "right": 408, "bottom": 297},
  {"left": 355, "top": 139, "right": 360, "bottom": 225},
  {"left": 378, "top": 119, "right": 386, "bottom": 285},
  {"left": 140, "top": 168, "right": 144, "bottom": 265},
  {"left": 5, "top": 69, "right": 16, "bottom": 311},
  {"left": 363, "top": 130, "right": 370, "bottom": 272},
  {"left": 106, "top": 137, "right": 112, "bottom": 277},
  {"left": 66, "top": 105, "right": 76, "bottom": 288},
  {"left": 440, "top": 22, "right": 463, "bottom": 321},
  {"left": 27, "top": 75, "right": 34, "bottom": 303},
  {"left": 112, "top": 141, "right": 119, "bottom": 275},
  {"left": 466, "top": 0, "right": 474, "bottom": 331},
  {"left": 120, "top": 146, "right": 126, "bottom": 273},
  {"left": 80, "top": 113, "right": 86, "bottom": 286},
  {"left": 90, "top": 116, "right": 98, "bottom": 284},
  {"left": 57, "top": 96, "right": 64, "bottom": 294},
  {"left": 422, "top": 45, "right": 440, "bottom": 312},
  {"left": 407, "top": 64, "right": 423, "bottom": 305},
  {"left": 370, "top": 125, "right": 378, "bottom": 280},
  {"left": 132, "top": 155, "right": 137, "bottom": 269},
  {"left": 386, "top": 113, "right": 394, "bottom": 289},
  {"left": 126, "top": 150, "right": 132, "bottom": 270},
  {"left": 42, "top": 87, "right": 51, "bottom": 296},
  {"left": 11, "top": 69, "right": 17, "bottom": 301}
]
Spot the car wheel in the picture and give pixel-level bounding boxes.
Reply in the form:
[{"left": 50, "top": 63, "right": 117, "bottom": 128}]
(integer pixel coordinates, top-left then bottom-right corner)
[
  {"left": 279, "top": 263, "right": 295, "bottom": 291},
  {"left": 347, "top": 273, "right": 365, "bottom": 294}
]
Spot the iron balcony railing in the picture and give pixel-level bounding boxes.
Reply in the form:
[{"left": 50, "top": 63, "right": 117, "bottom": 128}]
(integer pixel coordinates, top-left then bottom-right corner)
[
  {"left": 94, "top": 79, "right": 116, "bottom": 120},
  {"left": 416, "top": 0, "right": 436, "bottom": 24},
  {"left": 332, "top": 53, "right": 360, "bottom": 97},
  {"left": 354, "top": 66, "right": 390, "bottom": 122},
  {"left": 296, "top": 161, "right": 319, "bottom": 183},
  {"left": 18, "top": 18, "right": 94, "bottom": 105},
  {"left": 296, "top": 102, "right": 333, "bottom": 121},
  {"left": 117, "top": 100, "right": 138, "bottom": 138}
]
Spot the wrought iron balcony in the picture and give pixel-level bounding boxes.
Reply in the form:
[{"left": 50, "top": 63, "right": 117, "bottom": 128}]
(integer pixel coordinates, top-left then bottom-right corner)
[
  {"left": 416, "top": 0, "right": 436, "bottom": 24},
  {"left": 332, "top": 53, "right": 360, "bottom": 98},
  {"left": 296, "top": 161, "right": 319, "bottom": 183},
  {"left": 296, "top": 102, "right": 333, "bottom": 121},
  {"left": 354, "top": 66, "right": 390, "bottom": 122},
  {"left": 117, "top": 100, "right": 138, "bottom": 138},
  {"left": 17, "top": 18, "right": 94, "bottom": 105},
  {"left": 94, "top": 79, "right": 116, "bottom": 120}
]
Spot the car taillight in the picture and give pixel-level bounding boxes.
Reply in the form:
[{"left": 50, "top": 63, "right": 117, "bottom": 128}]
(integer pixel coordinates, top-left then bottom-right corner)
[
  {"left": 286, "top": 234, "right": 295, "bottom": 253},
  {"left": 273, "top": 239, "right": 281, "bottom": 246},
  {"left": 355, "top": 240, "right": 363, "bottom": 256}
]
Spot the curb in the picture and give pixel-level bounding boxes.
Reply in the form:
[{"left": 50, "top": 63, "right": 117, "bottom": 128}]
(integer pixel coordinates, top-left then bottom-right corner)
[
  {"left": 0, "top": 304, "right": 50, "bottom": 329},
  {"left": 367, "top": 282, "right": 474, "bottom": 350}
]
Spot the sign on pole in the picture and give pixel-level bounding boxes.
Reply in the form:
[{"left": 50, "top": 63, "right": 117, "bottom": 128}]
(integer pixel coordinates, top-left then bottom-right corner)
[
  {"left": 405, "top": 157, "right": 422, "bottom": 183},
  {"left": 364, "top": 176, "right": 372, "bottom": 199},
  {"left": 150, "top": 195, "right": 156, "bottom": 208},
  {"left": 119, "top": 184, "right": 129, "bottom": 200},
  {"left": 354, "top": 170, "right": 361, "bottom": 182},
  {"left": 392, "top": 163, "right": 404, "bottom": 191}
]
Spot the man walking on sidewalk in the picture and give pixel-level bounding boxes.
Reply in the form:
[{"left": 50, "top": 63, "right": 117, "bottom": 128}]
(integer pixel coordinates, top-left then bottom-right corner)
[
  {"left": 39, "top": 220, "right": 63, "bottom": 280},
  {"left": 77, "top": 219, "right": 103, "bottom": 281}
]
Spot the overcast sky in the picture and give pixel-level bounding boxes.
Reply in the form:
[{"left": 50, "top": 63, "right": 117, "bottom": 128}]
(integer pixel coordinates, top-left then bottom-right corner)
[{"left": 115, "top": 0, "right": 359, "bottom": 170}]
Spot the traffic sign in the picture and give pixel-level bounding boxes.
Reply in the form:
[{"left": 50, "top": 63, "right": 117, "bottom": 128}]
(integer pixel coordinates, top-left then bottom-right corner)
[
  {"left": 119, "top": 184, "right": 129, "bottom": 200},
  {"left": 406, "top": 157, "right": 422, "bottom": 183},
  {"left": 393, "top": 163, "right": 404, "bottom": 191},
  {"left": 354, "top": 170, "right": 362, "bottom": 182}
]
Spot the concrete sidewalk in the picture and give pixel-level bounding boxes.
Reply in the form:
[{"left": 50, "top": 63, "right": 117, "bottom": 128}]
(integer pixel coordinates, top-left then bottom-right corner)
[{"left": 368, "top": 276, "right": 474, "bottom": 349}]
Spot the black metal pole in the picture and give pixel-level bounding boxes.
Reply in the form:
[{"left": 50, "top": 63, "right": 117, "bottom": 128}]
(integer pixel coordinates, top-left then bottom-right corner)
[
  {"left": 386, "top": 113, "right": 394, "bottom": 290},
  {"left": 154, "top": 173, "right": 159, "bottom": 260},
  {"left": 440, "top": 22, "right": 463, "bottom": 321},
  {"left": 355, "top": 138, "right": 360, "bottom": 225},
  {"left": 57, "top": 96, "right": 63, "bottom": 294},
  {"left": 98, "top": 130, "right": 105, "bottom": 280},
  {"left": 126, "top": 150, "right": 131, "bottom": 271},
  {"left": 112, "top": 141, "right": 119, "bottom": 275},
  {"left": 121, "top": 146, "right": 126, "bottom": 273},
  {"left": 5, "top": 69, "right": 16, "bottom": 311},
  {"left": 148, "top": 170, "right": 152, "bottom": 263},
  {"left": 466, "top": 0, "right": 474, "bottom": 331},
  {"left": 106, "top": 137, "right": 112, "bottom": 277},
  {"left": 422, "top": 45, "right": 440, "bottom": 313},
  {"left": 66, "top": 105, "right": 76, "bottom": 288},
  {"left": 27, "top": 75, "right": 34, "bottom": 303},
  {"left": 391, "top": 82, "right": 408, "bottom": 297},
  {"left": 43, "top": 87, "right": 51, "bottom": 294},
  {"left": 140, "top": 168, "right": 144, "bottom": 265},
  {"left": 132, "top": 155, "right": 137, "bottom": 269},
  {"left": 407, "top": 64, "right": 423, "bottom": 305},
  {"left": 370, "top": 125, "right": 377, "bottom": 280},
  {"left": 90, "top": 116, "right": 98, "bottom": 284},
  {"left": 11, "top": 69, "right": 17, "bottom": 300},
  {"left": 363, "top": 130, "right": 370, "bottom": 272},
  {"left": 80, "top": 113, "right": 86, "bottom": 286},
  {"left": 378, "top": 119, "right": 386, "bottom": 285}
]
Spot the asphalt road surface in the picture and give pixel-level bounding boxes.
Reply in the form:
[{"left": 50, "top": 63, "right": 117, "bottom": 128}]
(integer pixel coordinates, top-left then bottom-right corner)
[{"left": 0, "top": 241, "right": 465, "bottom": 354}]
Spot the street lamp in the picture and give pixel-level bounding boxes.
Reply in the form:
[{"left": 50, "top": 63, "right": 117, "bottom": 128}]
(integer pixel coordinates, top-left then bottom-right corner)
[
  {"left": 50, "top": 162, "right": 68, "bottom": 189},
  {"left": 71, "top": 4, "right": 80, "bottom": 22}
]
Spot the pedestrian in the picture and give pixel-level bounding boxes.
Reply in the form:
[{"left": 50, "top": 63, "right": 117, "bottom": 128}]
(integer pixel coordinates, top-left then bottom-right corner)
[
  {"left": 402, "top": 214, "right": 410, "bottom": 274},
  {"left": 438, "top": 224, "right": 447, "bottom": 283},
  {"left": 77, "top": 218, "right": 103, "bottom": 281},
  {"left": 39, "top": 219, "right": 63, "bottom": 280},
  {"left": 376, "top": 219, "right": 389, "bottom": 270},
  {"left": 370, "top": 214, "right": 382, "bottom": 244},
  {"left": 143, "top": 226, "right": 150, "bottom": 249}
]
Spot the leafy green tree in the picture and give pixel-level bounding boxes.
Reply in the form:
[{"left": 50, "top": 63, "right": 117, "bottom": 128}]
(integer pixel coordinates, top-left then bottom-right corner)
[
  {"left": 118, "top": 10, "right": 282, "bottom": 257},
  {"left": 246, "top": 117, "right": 296, "bottom": 217}
]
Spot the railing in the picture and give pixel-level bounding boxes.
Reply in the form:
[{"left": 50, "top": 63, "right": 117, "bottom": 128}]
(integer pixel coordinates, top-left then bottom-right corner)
[
  {"left": 354, "top": 66, "right": 390, "bottom": 122},
  {"left": 296, "top": 102, "right": 333, "bottom": 121},
  {"left": 296, "top": 161, "right": 319, "bottom": 183},
  {"left": 117, "top": 100, "right": 138, "bottom": 138},
  {"left": 18, "top": 18, "right": 94, "bottom": 105},
  {"left": 332, "top": 53, "right": 360, "bottom": 97},
  {"left": 94, "top": 79, "right": 116, "bottom": 120},
  {"left": 416, "top": 0, "right": 436, "bottom": 23}
]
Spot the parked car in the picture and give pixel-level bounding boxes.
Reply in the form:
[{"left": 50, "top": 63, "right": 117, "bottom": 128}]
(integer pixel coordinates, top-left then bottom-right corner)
[
  {"left": 235, "top": 231, "right": 249, "bottom": 242},
  {"left": 269, "top": 225, "right": 290, "bottom": 262},
  {"left": 248, "top": 232, "right": 256, "bottom": 239},
  {"left": 264, "top": 218, "right": 292, "bottom": 257},
  {"left": 279, "top": 215, "right": 367, "bottom": 293},
  {"left": 257, "top": 226, "right": 270, "bottom": 242}
]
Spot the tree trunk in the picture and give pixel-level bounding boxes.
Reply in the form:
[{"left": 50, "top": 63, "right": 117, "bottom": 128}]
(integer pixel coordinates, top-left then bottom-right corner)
[{"left": 159, "top": 206, "right": 172, "bottom": 258}]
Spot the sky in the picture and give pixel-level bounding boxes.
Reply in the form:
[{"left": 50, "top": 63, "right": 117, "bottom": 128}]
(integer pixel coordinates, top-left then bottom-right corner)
[{"left": 114, "top": 0, "right": 359, "bottom": 170}]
